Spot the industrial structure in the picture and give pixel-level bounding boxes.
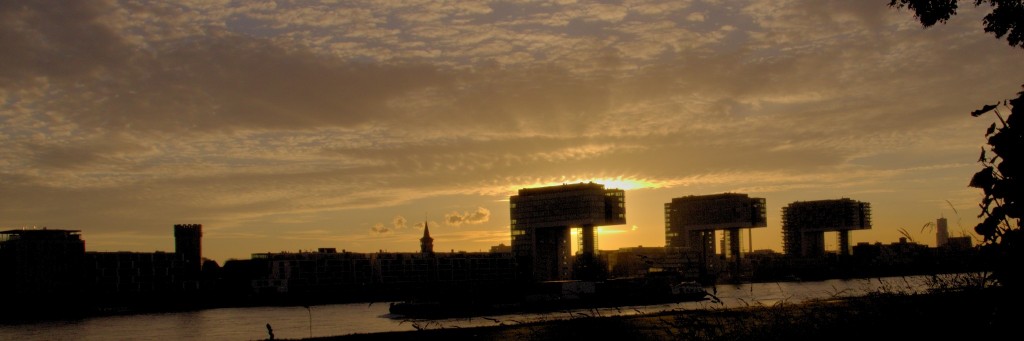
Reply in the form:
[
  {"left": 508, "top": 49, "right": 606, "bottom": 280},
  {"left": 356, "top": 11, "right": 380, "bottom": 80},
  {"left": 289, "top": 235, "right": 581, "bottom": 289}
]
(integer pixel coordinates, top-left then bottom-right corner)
[
  {"left": 510, "top": 182, "right": 626, "bottom": 281},
  {"left": 782, "top": 198, "right": 872, "bottom": 257},
  {"left": 664, "top": 193, "right": 767, "bottom": 278}
]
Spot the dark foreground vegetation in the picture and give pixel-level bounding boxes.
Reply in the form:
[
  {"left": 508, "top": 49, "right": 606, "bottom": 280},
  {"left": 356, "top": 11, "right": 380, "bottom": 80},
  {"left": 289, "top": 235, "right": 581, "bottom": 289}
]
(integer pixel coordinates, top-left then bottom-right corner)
[{"left": 294, "top": 285, "right": 1018, "bottom": 341}]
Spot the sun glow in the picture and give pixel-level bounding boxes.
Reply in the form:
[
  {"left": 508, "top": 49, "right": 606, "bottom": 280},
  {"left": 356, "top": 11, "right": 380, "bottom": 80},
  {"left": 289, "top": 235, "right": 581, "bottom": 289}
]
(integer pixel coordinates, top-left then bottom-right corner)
[
  {"left": 589, "top": 178, "right": 660, "bottom": 190},
  {"left": 512, "top": 176, "right": 663, "bottom": 192}
]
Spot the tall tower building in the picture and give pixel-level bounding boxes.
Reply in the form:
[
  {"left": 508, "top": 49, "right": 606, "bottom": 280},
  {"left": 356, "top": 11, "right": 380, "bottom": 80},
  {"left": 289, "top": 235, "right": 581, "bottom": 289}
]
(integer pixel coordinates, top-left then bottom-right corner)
[
  {"left": 936, "top": 217, "right": 949, "bottom": 247},
  {"left": 420, "top": 221, "right": 434, "bottom": 255},
  {"left": 510, "top": 182, "right": 625, "bottom": 282},
  {"left": 174, "top": 224, "right": 203, "bottom": 277}
]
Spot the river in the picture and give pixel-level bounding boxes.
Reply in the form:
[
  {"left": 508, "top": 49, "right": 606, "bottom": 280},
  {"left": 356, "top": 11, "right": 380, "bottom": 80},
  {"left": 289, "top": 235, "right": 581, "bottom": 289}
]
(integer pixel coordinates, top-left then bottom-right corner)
[{"left": 0, "top": 275, "right": 960, "bottom": 340}]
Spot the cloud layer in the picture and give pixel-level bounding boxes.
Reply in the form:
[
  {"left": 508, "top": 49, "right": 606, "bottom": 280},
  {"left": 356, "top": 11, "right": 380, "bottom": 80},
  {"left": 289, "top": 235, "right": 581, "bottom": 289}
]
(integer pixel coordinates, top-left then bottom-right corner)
[{"left": 2, "top": 0, "right": 1022, "bottom": 262}]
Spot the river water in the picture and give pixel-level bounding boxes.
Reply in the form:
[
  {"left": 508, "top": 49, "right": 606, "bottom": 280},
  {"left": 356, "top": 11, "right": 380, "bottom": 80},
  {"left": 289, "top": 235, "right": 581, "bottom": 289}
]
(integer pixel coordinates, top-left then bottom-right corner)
[{"left": 0, "top": 275, "right": 957, "bottom": 340}]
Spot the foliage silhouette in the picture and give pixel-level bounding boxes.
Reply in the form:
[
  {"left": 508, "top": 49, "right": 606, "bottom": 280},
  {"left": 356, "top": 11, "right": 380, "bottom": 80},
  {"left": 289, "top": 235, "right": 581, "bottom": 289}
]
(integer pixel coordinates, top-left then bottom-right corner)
[
  {"left": 888, "top": 0, "right": 1024, "bottom": 49},
  {"left": 968, "top": 90, "right": 1023, "bottom": 288},
  {"left": 890, "top": 0, "right": 1023, "bottom": 289}
]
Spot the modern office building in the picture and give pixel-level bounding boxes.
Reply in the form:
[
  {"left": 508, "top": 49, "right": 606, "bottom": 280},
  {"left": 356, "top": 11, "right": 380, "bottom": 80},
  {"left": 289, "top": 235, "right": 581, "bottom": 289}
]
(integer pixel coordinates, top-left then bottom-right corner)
[
  {"left": 510, "top": 182, "right": 626, "bottom": 281},
  {"left": 86, "top": 251, "right": 184, "bottom": 296},
  {"left": 782, "top": 198, "right": 872, "bottom": 257},
  {"left": 936, "top": 217, "right": 949, "bottom": 247},
  {"left": 664, "top": 193, "right": 767, "bottom": 263},
  {"left": 0, "top": 228, "right": 86, "bottom": 295},
  {"left": 0, "top": 228, "right": 87, "bottom": 315}
]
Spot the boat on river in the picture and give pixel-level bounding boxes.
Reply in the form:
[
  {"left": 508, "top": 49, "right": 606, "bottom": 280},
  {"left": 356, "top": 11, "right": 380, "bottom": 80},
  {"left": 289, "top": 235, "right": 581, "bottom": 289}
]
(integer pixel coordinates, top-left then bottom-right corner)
[{"left": 671, "top": 281, "right": 711, "bottom": 300}]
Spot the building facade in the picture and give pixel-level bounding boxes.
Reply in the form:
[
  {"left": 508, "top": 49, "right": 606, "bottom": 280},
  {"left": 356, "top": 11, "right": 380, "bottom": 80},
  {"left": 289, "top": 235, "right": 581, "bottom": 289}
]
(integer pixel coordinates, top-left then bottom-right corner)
[
  {"left": 85, "top": 251, "right": 184, "bottom": 297},
  {"left": 0, "top": 229, "right": 86, "bottom": 295},
  {"left": 664, "top": 193, "right": 767, "bottom": 266},
  {"left": 510, "top": 182, "right": 626, "bottom": 281},
  {"left": 0, "top": 229, "right": 87, "bottom": 317},
  {"left": 782, "top": 198, "right": 872, "bottom": 257}
]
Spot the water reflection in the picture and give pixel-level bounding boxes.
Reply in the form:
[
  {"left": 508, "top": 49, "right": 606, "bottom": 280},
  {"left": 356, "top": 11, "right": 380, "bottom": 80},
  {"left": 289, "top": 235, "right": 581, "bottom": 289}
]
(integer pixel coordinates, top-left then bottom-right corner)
[{"left": 0, "top": 275, "right": 961, "bottom": 340}]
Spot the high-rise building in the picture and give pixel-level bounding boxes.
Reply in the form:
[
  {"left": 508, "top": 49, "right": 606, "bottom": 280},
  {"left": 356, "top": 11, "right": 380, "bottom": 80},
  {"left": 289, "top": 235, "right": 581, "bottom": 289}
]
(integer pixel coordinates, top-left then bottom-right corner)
[
  {"left": 510, "top": 182, "right": 625, "bottom": 281},
  {"left": 173, "top": 224, "right": 202, "bottom": 277},
  {"left": 782, "top": 198, "right": 871, "bottom": 257},
  {"left": 664, "top": 193, "right": 766, "bottom": 275},
  {"left": 936, "top": 217, "right": 949, "bottom": 247}
]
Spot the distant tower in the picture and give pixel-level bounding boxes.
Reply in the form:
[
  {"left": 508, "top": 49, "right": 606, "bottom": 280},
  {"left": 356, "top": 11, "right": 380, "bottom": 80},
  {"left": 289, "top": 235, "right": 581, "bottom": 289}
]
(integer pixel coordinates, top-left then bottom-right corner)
[
  {"left": 420, "top": 221, "right": 434, "bottom": 255},
  {"left": 936, "top": 217, "right": 949, "bottom": 247},
  {"left": 174, "top": 224, "right": 203, "bottom": 276}
]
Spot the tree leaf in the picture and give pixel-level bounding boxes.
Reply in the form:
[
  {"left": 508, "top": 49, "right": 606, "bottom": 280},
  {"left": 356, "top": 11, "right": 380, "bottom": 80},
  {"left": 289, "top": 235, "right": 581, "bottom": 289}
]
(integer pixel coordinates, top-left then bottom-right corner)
[
  {"left": 975, "top": 220, "right": 997, "bottom": 238},
  {"left": 969, "top": 167, "right": 994, "bottom": 189},
  {"left": 972, "top": 103, "right": 999, "bottom": 117}
]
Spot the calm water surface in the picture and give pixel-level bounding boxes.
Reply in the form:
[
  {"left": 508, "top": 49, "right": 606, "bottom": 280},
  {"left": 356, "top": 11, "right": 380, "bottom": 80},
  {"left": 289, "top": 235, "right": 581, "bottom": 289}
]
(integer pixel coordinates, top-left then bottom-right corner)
[{"left": 0, "top": 275, "right": 953, "bottom": 340}]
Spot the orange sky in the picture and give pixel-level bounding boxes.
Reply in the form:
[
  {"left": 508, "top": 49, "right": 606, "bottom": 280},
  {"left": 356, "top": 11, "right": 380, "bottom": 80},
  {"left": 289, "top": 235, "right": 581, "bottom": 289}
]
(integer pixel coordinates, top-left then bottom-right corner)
[{"left": 2, "top": 1, "right": 1021, "bottom": 264}]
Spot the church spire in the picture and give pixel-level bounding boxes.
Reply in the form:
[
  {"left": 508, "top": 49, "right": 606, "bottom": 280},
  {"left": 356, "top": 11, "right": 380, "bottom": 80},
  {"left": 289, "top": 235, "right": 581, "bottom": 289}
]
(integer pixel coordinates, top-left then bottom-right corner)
[{"left": 420, "top": 220, "right": 434, "bottom": 255}]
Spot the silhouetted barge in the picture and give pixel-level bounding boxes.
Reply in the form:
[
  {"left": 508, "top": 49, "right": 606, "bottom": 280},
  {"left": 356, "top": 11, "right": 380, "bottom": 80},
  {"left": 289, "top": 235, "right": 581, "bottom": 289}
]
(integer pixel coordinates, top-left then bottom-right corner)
[{"left": 388, "top": 278, "right": 710, "bottom": 319}]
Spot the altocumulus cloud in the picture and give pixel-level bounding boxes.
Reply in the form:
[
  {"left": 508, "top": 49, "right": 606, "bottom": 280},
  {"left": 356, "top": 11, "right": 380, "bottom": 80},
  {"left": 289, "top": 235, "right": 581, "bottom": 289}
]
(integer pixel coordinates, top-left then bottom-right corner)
[
  {"left": 370, "top": 215, "right": 409, "bottom": 234},
  {"left": 444, "top": 207, "right": 490, "bottom": 226},
  {"left": 3, "top": 0, "right": 1022, "bottom": 261}
]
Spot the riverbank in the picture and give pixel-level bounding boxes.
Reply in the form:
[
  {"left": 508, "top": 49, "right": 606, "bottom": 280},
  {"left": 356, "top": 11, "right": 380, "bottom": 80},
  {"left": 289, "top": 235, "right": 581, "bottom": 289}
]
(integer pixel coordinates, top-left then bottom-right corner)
[{"left": 295, "top": 286, "right": 1018, "bottom": 340}]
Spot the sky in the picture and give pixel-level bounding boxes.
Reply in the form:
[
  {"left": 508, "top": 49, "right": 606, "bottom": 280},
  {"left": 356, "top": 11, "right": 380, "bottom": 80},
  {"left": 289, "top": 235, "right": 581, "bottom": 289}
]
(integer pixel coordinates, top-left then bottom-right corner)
[{"left": 3, "top": 0, "right": 1023, "bottom": 265}]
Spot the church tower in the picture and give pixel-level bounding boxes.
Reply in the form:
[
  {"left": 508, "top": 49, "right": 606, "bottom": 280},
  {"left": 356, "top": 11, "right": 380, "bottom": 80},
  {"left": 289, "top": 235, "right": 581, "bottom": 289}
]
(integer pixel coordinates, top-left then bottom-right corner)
[
  {"left": 174, "top": 223, "right": 203, "bottom": 277},
  {"left": 420, "top": 221, "right": 434, "bottom": 255}
]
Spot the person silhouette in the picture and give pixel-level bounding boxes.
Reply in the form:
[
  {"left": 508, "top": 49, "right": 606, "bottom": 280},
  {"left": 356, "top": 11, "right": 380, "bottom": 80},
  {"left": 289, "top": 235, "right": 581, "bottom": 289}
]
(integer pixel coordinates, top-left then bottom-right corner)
[{"left": 266, "top": 323, "right": 274, "bottom": 340}]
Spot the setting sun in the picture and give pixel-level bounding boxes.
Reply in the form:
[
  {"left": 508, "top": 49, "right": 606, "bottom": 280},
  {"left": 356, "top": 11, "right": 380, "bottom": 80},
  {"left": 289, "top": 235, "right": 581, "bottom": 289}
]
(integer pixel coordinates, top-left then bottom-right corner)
[{"left": 514, "top": 177, "right": 662, "bottom": 193}]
